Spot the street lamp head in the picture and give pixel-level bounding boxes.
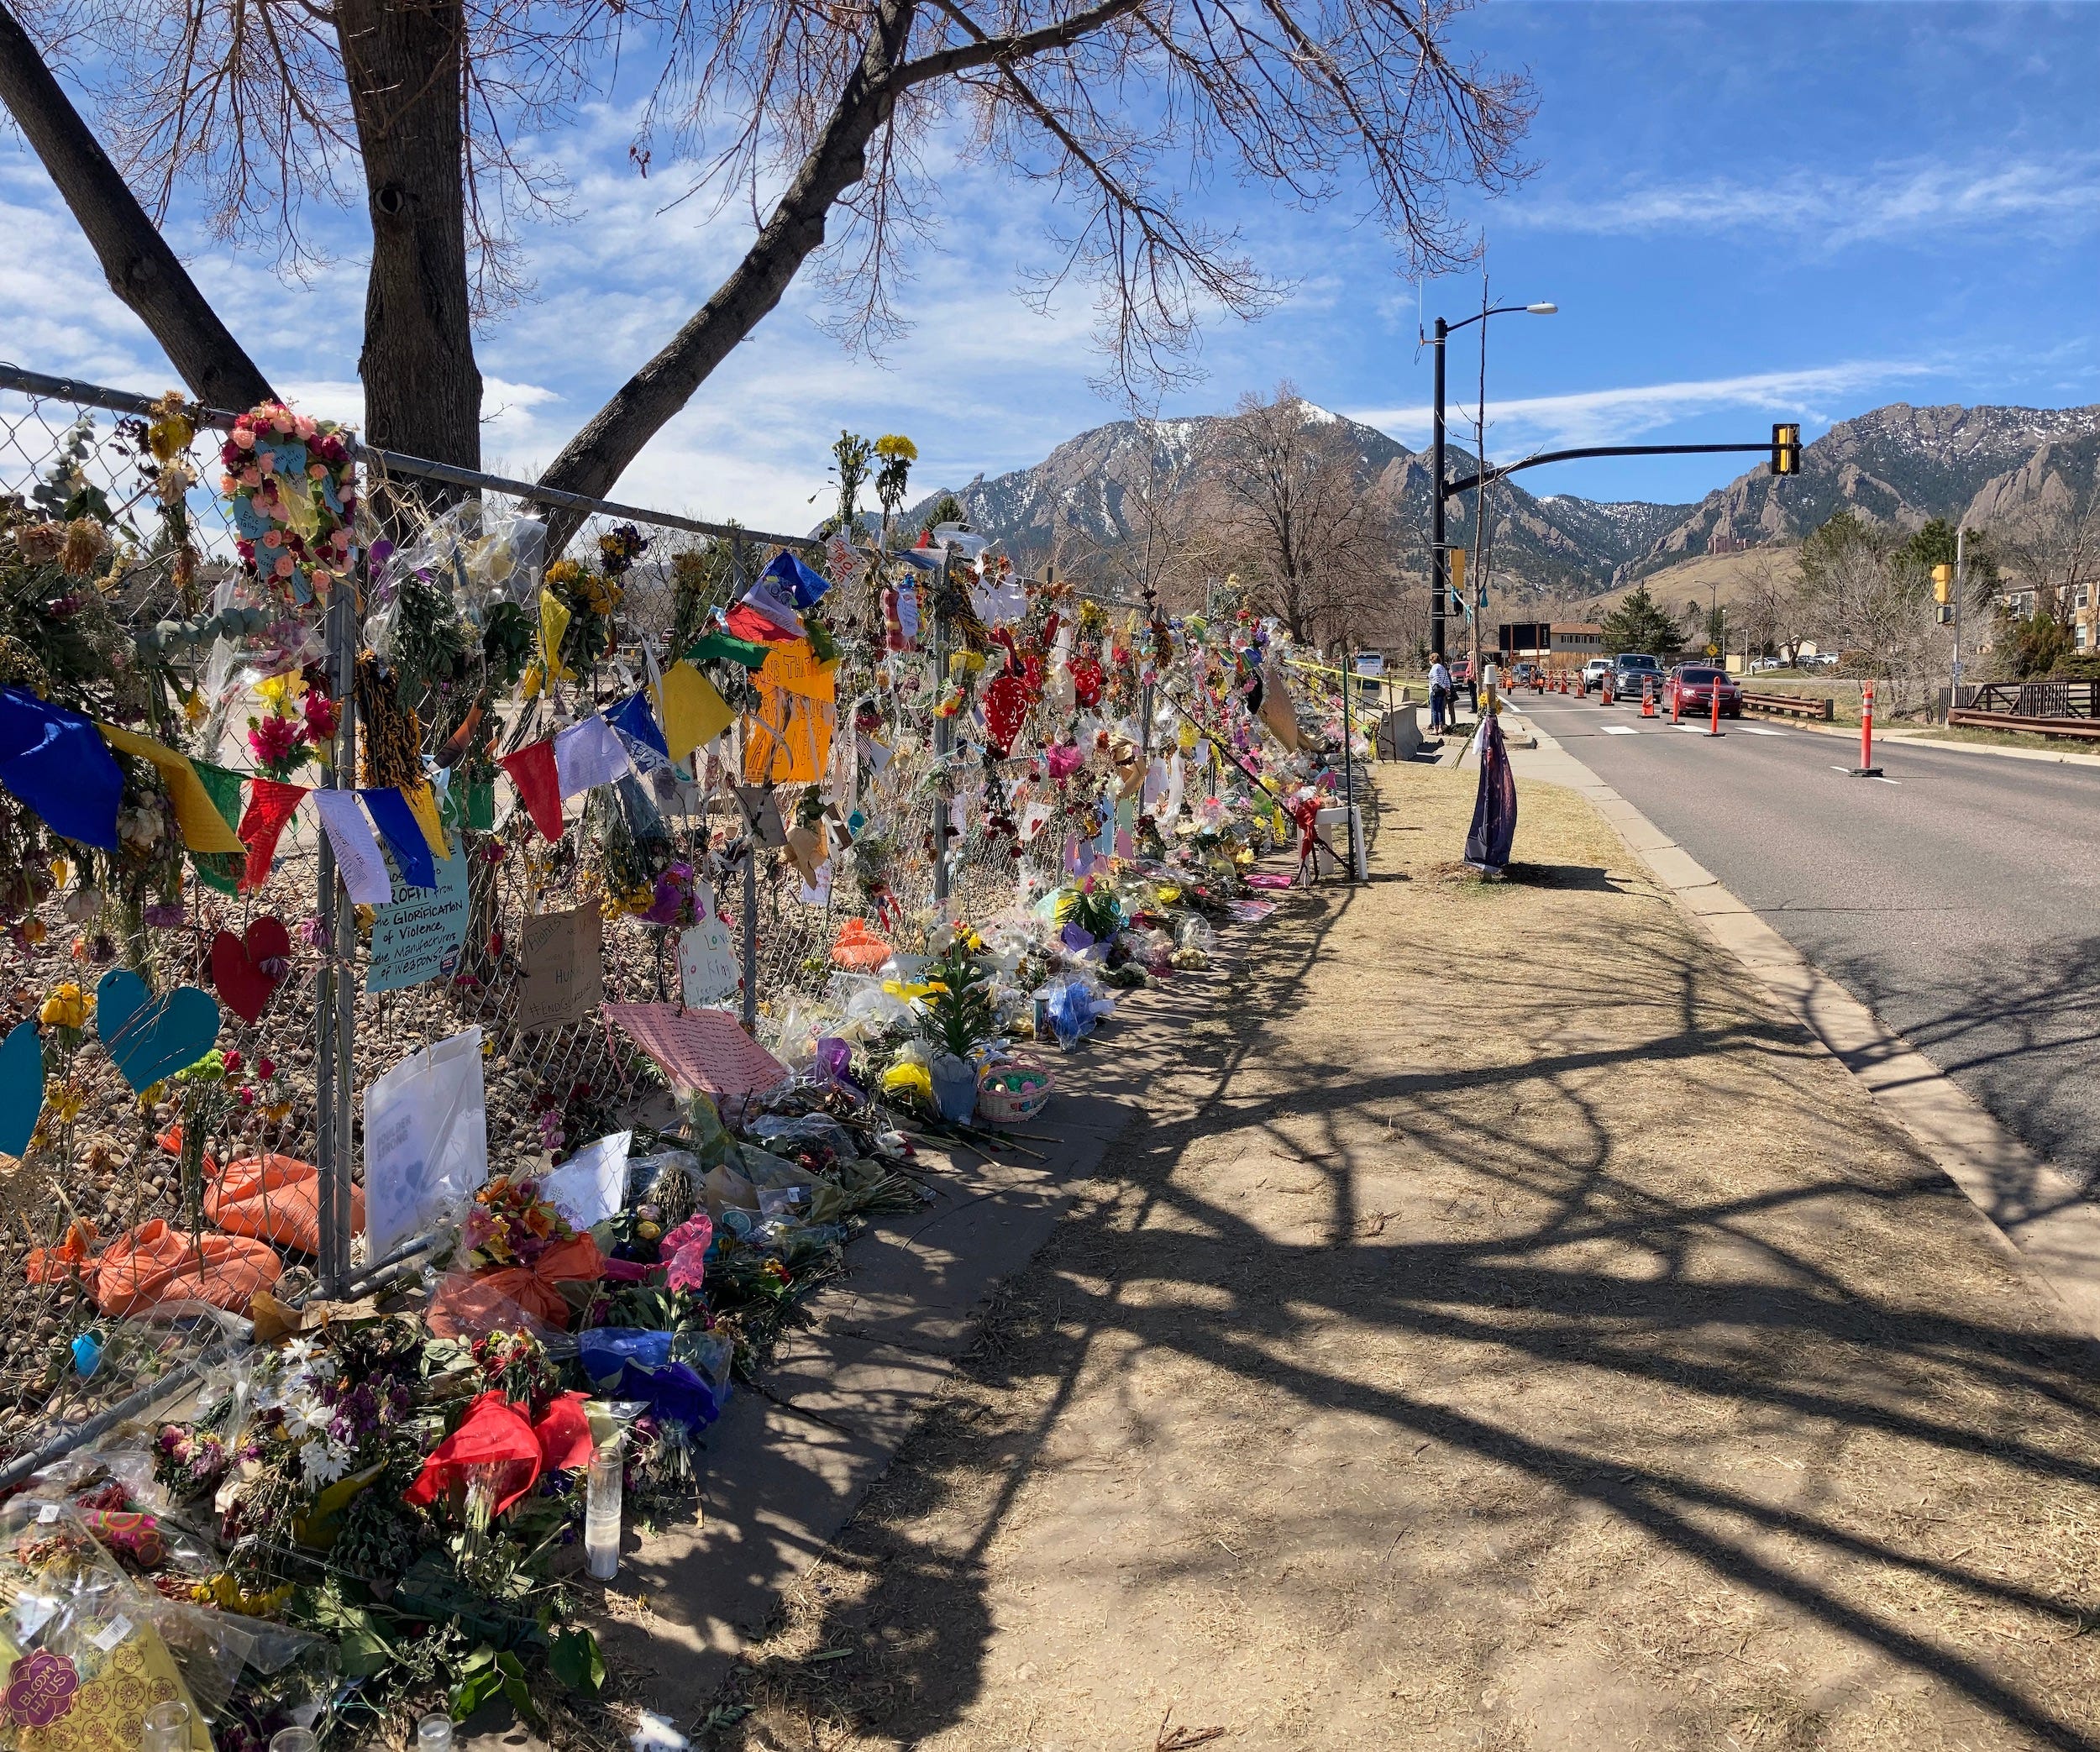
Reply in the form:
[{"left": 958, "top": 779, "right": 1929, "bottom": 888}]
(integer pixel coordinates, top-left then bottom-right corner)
[{"left": 1526, "top": 302, "right": 1558, "bottom": 315}]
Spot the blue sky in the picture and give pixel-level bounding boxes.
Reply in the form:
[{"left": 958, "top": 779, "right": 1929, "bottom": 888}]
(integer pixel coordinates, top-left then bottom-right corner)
[{"left": 3, "top": 2, "right": 2097, "bottom": 526}]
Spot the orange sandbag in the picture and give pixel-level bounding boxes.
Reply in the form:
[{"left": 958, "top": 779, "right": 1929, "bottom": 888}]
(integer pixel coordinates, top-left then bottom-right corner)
[
  {"left": 89, "top": 1220, "right": 281, "bottom": 1318},
  {"left": 206, "top": 1154, "right": 365, "bottom": 1256},
  {"left": 25, "top": 1219, "right": 101, "bottom": 1285},
  {"left": 830, "top": 917, "right": 893, "bottom": 972},
  {"left": 426, "top": 1233, "right": 605, "bottom": 1338}
]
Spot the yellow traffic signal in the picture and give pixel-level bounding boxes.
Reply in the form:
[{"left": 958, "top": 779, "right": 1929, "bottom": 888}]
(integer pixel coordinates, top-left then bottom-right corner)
[
  {"left": 1449, "top": 548, "right": 1466, "bottom": 594},
  {"left": 1932, "top": 564, "right": 1953, "bottom": 604},
  {"left": 1771, "top": 423, "right": 1802, "bottom": 475}
]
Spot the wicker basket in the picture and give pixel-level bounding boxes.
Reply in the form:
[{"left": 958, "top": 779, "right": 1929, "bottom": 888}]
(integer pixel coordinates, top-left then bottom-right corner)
[{"left": 976, "top": 1055, "right": 1056, "bottom": 1122}]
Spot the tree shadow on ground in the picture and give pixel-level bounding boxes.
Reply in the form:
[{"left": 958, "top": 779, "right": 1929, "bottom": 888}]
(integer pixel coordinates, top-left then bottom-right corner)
[{"left": 709, "top": 834, "right": 2100, "bottom": 1752}]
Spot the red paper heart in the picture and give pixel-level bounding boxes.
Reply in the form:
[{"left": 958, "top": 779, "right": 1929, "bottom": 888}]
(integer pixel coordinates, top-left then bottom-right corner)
[{"left": 210, "top": 916, "right": 293, "bottom": 1024}]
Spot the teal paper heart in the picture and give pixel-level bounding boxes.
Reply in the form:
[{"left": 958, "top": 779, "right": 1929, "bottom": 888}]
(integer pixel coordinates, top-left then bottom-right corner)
[
  {"left": 95, "top": 969, "right": 221, "bottom": 1094},
  {"left": 0, "top": 1020, "right": 43, "bottom": 1158}
]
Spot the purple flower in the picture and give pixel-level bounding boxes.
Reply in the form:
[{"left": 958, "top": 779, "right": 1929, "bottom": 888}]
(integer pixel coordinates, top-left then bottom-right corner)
[{"left": 143, "top": 903, "right": 186, "bottom": 929}]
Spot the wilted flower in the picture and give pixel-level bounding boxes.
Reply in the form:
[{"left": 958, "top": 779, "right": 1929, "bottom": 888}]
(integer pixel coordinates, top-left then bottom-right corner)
[{"left": 57, "top": 517, "right": 108, "bottom": 580}]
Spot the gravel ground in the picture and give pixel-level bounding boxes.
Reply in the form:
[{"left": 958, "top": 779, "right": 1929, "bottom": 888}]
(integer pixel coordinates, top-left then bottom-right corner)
[{"left": 699, "top": 763, "right": 2100, "bottom": 1752}]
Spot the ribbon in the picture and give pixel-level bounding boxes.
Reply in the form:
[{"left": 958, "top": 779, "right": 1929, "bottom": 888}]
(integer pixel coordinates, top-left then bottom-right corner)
[
  {"left": 498, "top": 741, "right": 564, "bottom": 841},
  {"left": 236, "top": 778, "right": 308, "bottom": 890}
]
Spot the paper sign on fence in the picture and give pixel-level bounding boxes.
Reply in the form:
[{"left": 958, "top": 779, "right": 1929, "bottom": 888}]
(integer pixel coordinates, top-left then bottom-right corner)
[
  {"left": 515, "top": 905, "right": 604, "bottom": 1034},
  {"left": 677, "top": 919, "right": 741, "bottom": 1007},
  {"left": 364, "top": 1026, "right": 489, "bottom": 1260},
  {"left": 365, "top": 846, "right": 471, "bottom": 993}
]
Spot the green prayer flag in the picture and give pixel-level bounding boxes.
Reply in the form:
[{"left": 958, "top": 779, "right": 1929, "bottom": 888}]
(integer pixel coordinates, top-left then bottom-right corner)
[
  {"left": 686, "top": 630, "right": 772, "bottom": 670},
  {"left": 192, "top": 759, "right": 246, "bottom": 894}
]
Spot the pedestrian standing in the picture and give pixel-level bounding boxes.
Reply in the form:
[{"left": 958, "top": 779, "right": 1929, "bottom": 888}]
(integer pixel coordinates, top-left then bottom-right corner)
[{"left": 1428, "top": 653, "right": 1452, "bottom": 737}]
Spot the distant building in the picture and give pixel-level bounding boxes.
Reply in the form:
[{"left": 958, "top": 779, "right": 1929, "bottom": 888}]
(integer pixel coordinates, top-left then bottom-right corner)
[{"left": 1497, "top": 622, "right": 1604, "bottom": 668}]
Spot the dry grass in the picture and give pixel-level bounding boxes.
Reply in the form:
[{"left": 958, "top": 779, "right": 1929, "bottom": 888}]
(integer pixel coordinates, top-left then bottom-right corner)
[{"left": 701, "top": 765, "right": 2100, "bottom": 1752}]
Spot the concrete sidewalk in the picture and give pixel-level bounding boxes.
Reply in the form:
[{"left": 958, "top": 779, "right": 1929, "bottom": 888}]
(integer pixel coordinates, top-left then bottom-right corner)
[{"left": 701, "top": 765, "right": 2100, "bottom": 1752}]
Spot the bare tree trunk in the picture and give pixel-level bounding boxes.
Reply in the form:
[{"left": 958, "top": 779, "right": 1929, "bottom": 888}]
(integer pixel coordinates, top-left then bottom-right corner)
[
  {"left": 335, "top": 0, "right": 480, "bottom": 474},
  {"left": 0, "top": 0, "right": 273, "bottom": 408},
  {"left": 536, "top": 0, "right": 916, "bottom": 548}
]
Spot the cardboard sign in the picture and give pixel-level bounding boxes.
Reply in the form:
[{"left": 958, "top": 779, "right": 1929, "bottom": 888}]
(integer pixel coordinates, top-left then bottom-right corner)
[
  {"left": 365, "top": 845, "right": 471, "bottom": 993},
  {"left": 678, "top": 919, "right": 742, "bottom": 1007},
  {"left": 604, "top": 1003, "right": 788, "bottom": 1102},
  {"left": 515, "top": 905, "right": 604, "bottom": 1034}
]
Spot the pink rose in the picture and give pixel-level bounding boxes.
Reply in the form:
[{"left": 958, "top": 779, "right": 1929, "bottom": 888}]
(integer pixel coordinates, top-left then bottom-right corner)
[
  {"left": 233, "top": 428, "right": 255, "bottom": 450},
  {"left": 261, "top": 529, "right": 282, "bottom": 548},
  {"left": 275, "top": 555, "right": 296, "bottom": 578}
]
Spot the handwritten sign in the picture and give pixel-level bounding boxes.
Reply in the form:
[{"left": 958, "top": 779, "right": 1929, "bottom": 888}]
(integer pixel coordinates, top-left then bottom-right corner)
[
  {"left": 678, "top": 918, "right": 741, "bottom": 1006},
  {"left": 604, "top": 1003, "right": 787, "bottom": 1103},
  {"left": 756, "top": 640, "right": 837, "bottom": 701},
  {"left": 515, "top": 905, "right": 604, "bottom": 1034},
  {"left": 365, "top": 846, "right": 470, "bottom": 993}
]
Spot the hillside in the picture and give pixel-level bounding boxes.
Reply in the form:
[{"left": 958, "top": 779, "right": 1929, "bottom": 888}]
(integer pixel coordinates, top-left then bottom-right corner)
[{"left": 900, "top": 397, "right": 2100, "bottom": 607}]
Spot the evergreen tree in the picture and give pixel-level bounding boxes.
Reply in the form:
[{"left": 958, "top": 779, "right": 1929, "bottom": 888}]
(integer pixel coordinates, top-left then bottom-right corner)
[{"left": 1600, "top": 585, "right": 1683, "bottom": 662}]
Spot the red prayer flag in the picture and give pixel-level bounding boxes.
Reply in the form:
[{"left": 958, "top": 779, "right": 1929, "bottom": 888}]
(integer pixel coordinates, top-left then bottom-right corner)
[
  {"left": 236, "top": 778, "right": 307, "bottom": 891},
  {"left": 499, "top": 739, "right": 564, "bottom": 841}
]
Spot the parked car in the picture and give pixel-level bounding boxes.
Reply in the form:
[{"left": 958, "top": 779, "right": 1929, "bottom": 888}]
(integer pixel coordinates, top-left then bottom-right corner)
[
  {"left": 1667, "top": 663, "right": 1743, "bottom": 718},
  {"left": 1801, "top": 652, "right": 1840, "bottom": 669},
  {"left": 1608, "top": 653, "right": 1663, "bottom": 699},
  {"left": 1750, "top": 656, "right": 1788, "bottom": 674},
  {"left": 1450, "top": 657, "right": 1474, "bottom": 685},
  {"left": 1583, "top": 657, "right": 1613, "bottom": 689}
]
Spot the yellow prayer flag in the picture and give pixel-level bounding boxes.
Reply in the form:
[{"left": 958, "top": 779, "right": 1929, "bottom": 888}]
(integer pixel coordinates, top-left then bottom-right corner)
[
  {"left": 656, "top": 660, "right": 734, "bottom": 762},
  {"left": 538, "top": 587, "right": 575, "bottom": 683},
  {"left": 402, "top": 780, "right": 452, "bottom": 860},
  {"left": 97, "top": 723, "right": 246, "bottom": 855}
]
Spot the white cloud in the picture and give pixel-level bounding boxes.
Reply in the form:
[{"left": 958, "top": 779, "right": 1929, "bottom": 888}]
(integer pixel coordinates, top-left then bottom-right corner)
[
  {"left": 1505, "top": 155, "right": 2100, "bottom": 248},
  {"left": 1347, "top": 359, "right": 1948, "bottom": 452}
]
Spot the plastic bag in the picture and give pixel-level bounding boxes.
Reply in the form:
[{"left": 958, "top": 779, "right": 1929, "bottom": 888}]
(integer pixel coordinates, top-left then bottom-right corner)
[
  {"left": 0, "top": 1499, "right": 212, "bottom": 1749},
  {"left": 746, "top": 1115, "right": 858, "bottom": 1162}
]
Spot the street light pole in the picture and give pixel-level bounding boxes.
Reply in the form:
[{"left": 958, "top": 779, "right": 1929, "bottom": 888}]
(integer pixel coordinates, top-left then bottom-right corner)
[
  {"left": 1431, "top": 317, "right": 1448, "bottom": 663},
  {"left": 1952, "top": 523, "right": 1966, "bottom": 712},
  {"left": 1427, "top": 301, "right": 1554, "bottom": 674}
]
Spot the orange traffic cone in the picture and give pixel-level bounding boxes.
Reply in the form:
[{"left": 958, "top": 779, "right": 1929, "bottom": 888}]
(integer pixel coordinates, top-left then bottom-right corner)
[
  {"left": 1670, "top": 680, "right": 1682, "bottom": 724},
  {"left": 1641, "top": 677, "right": 1656, "bottom": 717}
]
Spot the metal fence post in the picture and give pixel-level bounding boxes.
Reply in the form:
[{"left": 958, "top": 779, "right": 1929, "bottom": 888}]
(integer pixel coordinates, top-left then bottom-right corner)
[
  {"left": 931, "top": 550, "right": 950, "bottom": 910},
  {"left": 314, "top": 569, "right": 358, "bottom": 1293}
]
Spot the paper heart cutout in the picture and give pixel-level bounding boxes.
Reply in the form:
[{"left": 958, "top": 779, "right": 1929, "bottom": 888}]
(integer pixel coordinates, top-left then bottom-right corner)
[
  {"left": 211, "top": 916, "right": 293, "bottom": 1025},
  {"left": 96, "top": 969, "right": 221, "bottom": 1094},
  {"left": 0, "top": 1019, "right": 44, "bottom": 1158}
]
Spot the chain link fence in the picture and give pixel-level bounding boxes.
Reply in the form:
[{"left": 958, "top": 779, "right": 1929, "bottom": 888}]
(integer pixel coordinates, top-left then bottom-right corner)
[{"left": 0, "top": 364, "right": 1362, "bottom": 1475}]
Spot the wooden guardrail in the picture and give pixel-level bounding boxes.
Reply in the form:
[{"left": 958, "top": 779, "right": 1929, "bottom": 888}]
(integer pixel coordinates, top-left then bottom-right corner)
[
  {"left": 1956, "top": 680, "right": 2100, "bottom": 719},
  {"left": 1740, "top": 691, "right": 1835, "bottom": 721},
  {"left": 1946, "top": 708, "right": 2100, "bottom": 741}
]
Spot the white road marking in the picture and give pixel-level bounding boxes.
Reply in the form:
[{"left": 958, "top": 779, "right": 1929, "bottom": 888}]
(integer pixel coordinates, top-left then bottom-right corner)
[
  {"left": 1740, "top": 726, "right": 1786, "bottom": 737},
  {"left": 1602, "top": 725, "right": 1641, "bottom": 736},
  {"left": 1829, "top": 766, "right": 1903, "bottom": 784}
]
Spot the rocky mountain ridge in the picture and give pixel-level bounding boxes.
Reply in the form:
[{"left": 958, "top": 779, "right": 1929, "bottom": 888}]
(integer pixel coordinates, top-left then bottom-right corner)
[{"left": 907, "top": 398, "right": 2100, "bottom": 598}]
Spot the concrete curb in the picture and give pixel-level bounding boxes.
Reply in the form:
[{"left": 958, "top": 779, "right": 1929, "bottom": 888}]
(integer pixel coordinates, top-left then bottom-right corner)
[{"left": 1508, "top": 720, "right": 2100, "bottom": 1345}]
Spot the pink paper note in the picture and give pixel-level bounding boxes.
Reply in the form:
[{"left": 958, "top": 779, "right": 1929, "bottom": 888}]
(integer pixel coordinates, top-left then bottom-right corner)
[{"left": 603, "top": 1002, "right": 788, "bottom": 1101}]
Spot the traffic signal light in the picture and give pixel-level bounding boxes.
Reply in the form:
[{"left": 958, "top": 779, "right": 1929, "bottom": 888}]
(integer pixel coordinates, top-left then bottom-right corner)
[
  {"left": 1770, "top": 422, "right": 1802, "bottom": 475},
  {"left": 1449, "top": 548, "right": 1466, "bottom": 597},
  {"left": 1933, "top": 562, "right": 1955, "bottom": 622}
]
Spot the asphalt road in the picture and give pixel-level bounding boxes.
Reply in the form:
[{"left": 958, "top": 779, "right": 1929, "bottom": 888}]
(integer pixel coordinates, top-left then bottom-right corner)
[{"left": 1518, "top": 690, "right": 2100, "bottom": 1193}]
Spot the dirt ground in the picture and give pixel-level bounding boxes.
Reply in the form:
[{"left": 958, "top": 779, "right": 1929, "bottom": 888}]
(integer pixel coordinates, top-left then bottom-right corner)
[{"left": 705, "top": 765, "right": 2100, "bottom": 1752}]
